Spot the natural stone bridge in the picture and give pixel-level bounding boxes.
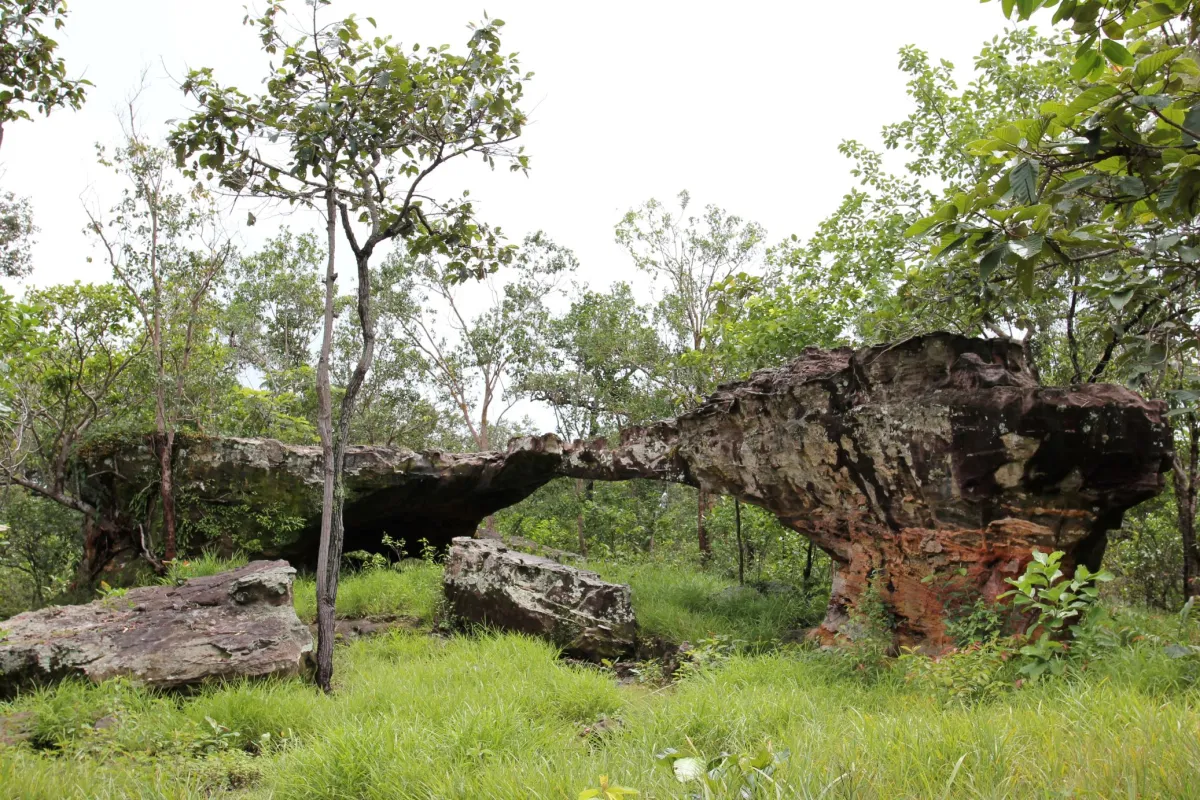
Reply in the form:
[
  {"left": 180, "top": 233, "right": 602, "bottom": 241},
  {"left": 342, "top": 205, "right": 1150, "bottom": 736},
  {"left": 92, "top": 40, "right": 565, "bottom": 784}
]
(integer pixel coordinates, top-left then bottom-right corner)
[{"left": 77, "top": 334, "right": 1172, "bottom": 648}]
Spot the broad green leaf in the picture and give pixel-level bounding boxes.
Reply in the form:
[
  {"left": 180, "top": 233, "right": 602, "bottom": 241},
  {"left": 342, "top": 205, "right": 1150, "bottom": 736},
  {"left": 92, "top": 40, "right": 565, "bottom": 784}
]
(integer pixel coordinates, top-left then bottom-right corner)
[
  {"left": 996, "top": 125, "right": 1024, "bottom": 145},
  {"left": 1182, "top": 104, "right": 1200, "bottom": 145},
  {"left": 1108, "top": 287, "right": 1136, "bottom": 310},
  {"left": 1133, "top": 46, "right": 1185, "bottom": 81},
  {"left": 979, "top": 243, "right": 1008, "bottom": 281},
  {"left": 1125, "top": 3, "right": 1176, "bottom": 31},
  {"left": 1010, "top": 234, "right": 1045, "bottom": 259},
  {"left": 1054, "top": 174, "right": 1101, "bottom": 195},
  {"left": 1060, "top": 84, "right": 1119, "bottom": 120},
  {"left": 903, "top": 215, "right": 940, "bottom": 238},
  {"left": 1051, "top": 0, "right": 1077, "bottom": 24},
  {"left": 1101, "top": 39, "right": 1133, "bottom": 67},
  {"left": 1128, "top": 93, "right": 1173, "bottom": 109},
  {"left": 1115, "top": 175, "right": 1146, "bottom": 196},
  {"left": 1071, "top": 48, "right": 1103, "bottom": 80},
  {"left": 1018, "top": 259, "right": 1035, "bottom": 297},
  {"left": 1009, "top": 160, "right": 1039, "bottom": 204},
  {"left": 932, "top": 234, "right": 967, "bottom": 259},
  {"left": 1158, "top": 174, "right": 1181, "bottom": 209}
]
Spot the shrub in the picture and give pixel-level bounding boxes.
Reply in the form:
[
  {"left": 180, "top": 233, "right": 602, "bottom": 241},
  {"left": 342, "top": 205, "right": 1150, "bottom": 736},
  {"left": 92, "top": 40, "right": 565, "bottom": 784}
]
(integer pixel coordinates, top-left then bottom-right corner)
[{"left": 1000, "top": 549, "right": 1112, "bottom": 680}]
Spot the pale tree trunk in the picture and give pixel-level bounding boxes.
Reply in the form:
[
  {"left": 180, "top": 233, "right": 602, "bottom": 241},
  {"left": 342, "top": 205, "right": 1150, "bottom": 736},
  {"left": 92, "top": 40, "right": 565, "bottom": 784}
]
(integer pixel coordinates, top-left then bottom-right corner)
[
  {"left": 157, "top": 431, "right": 177, "bottom": 560},
  {"left": 1174, "top": 414, "right": 1200, "bottom": 601},
  {"left": 576, "top": 416, "right": 597, "bottom": 556},
  {"left": 146, "top": 192, "right": 178, "bottom": 562},
  {"left": 330, "top": 245, "right": 376, "bottom": 590},
  {"left": 314, "top": 187, "right": 340, "bottom": 693},
  {"left": 478, "top": 408, "right": 497, "bottom": 536}
]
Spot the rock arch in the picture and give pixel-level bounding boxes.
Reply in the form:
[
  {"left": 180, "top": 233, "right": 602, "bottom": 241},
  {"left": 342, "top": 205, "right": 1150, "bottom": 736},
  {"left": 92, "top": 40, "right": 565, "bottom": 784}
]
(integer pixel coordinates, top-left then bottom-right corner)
[{"left": 77, "top": 334, "right": 1171, "bottom": 648}]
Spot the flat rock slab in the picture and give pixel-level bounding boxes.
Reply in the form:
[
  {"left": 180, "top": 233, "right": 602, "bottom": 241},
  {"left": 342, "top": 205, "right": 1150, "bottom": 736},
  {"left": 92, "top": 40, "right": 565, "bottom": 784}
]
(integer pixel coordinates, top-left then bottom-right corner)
[
  {"left": 444, "top": 537, "right": 636, "bottom": 660},
  {"left": 0, "top": 561, "right": 312, "bottom": 694}
]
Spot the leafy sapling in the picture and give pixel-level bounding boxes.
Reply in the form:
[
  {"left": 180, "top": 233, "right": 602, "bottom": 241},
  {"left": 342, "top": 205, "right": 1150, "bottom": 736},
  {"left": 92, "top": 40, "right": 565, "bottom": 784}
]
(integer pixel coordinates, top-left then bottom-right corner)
[{"left": 999, "top": 548, "right": 1113, "bottom": 679}]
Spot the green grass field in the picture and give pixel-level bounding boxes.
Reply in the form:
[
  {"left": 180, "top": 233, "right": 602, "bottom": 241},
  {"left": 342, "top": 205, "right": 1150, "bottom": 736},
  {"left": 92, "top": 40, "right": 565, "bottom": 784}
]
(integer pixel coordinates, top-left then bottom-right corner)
[{"left": 1, "top": 561, "right": 1198, "bottom": 799}]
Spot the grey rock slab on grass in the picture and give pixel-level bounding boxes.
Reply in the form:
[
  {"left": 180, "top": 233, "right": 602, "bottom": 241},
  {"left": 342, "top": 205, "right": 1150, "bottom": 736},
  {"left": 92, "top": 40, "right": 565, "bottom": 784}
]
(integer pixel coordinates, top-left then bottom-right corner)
[
  {"left": 443, "top": 537, "right": 636, "bottom": 660},
  {"left": 0, "top": 560, "right": 312, "bottom": 694}
]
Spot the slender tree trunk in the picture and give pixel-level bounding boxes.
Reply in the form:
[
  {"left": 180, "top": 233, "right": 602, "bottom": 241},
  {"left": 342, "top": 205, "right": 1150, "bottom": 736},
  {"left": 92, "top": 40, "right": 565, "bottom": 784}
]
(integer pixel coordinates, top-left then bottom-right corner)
[
  {"left": 157, "top": 431, "right": 177, "bottom": 560},
  {"left": 326, "top": 247, "right": 377, "bottom": 660},
  {"left": 575, "top": 478, "right": 588, "bottom": 556},
  {"left": 147, "top": 184, "right": 176, "bottom": 562},
  {"left": 802, "top": 538, "right": 815, "bottom": 588},
  {"left": 478, "top": 422, "right": 498, "bottom": 536},
  {"left": 316, "top": 196, "right": 379, "bottom": 691},
  {"left": 697, "top": 486, "right": 711, "bottom": 562},
  {"left": 1174, "top": 414, "right": 1200, "bottom": 601},
  {"left": 576, "top": 416, "right": 597, "bottom": 556},
  {"left": 314, "top": 188, "right": 340, "bottom": 693},
  {"left": 734, "top": 497, "right": 744, "bottom": 586}
]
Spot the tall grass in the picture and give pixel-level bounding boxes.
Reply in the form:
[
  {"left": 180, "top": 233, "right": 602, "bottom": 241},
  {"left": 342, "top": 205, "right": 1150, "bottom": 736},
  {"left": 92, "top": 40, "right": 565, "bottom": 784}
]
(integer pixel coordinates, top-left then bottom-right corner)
[
  {"left": 2, "top": 628, "right": 1198, "bottom": 799},
  {"left": 161, "top": 551, "right": 251, "bottom": 583},
  {"left": 594, "top": 559, "right": 824, "bottom": 643},
  {"left": 2, "top": 560, "right": 1198, "bottom": 798},
  {"left": 158, "top": 551, "right": 444, "bottom": 626},
  {"left": 291, "top": 560, "right": 443, "bottom": 624}
]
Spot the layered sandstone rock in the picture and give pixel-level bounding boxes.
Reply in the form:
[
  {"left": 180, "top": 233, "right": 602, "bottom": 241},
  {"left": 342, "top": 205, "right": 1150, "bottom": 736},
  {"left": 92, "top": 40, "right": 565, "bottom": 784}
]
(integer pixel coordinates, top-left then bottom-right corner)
[
  {"left": 652, "top": 335, "right": 1170, "bottom": 647},
  {"left": 443, "top": 537, "right": 636, "bottom": 659},
  {"left": 0, "top": 561, "right": 312, "bottom": 694}
]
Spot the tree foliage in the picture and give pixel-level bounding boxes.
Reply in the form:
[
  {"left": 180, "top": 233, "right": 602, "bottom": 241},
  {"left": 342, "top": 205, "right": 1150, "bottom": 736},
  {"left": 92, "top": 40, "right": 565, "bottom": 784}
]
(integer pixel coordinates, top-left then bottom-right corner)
[
  {"left": 169, "top": 0, "right": 534, "bottom": 691},
  {"left": 0, "top": 0, "right": 87, "bottom": 147}
]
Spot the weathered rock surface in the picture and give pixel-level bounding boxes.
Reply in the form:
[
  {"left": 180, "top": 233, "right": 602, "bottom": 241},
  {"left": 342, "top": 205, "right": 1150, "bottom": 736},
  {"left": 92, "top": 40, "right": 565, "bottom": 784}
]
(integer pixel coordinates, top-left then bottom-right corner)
[
  {"left": 443, "top": 537, "right": 637, "bottom": 659},
  {"left": 76, "top": 334, "right": 1172, "bottom": 649},
  {"left": 639, "top": 335, "right": 1171, "bottom": 647},
  {"left": 76, "top": 435, "right": 570, "bottom": 580},
  {"left": 0, "top": 561, "right": 312, "bottom": 694}
]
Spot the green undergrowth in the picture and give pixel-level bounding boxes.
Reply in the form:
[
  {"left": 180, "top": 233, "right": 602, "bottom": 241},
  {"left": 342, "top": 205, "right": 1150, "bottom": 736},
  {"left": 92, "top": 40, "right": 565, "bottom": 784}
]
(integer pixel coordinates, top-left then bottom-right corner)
[
  {"left": 161, "top": 550, "right": 819, "bottom": 642},
  {"left": 159, "top": 552, "right": 444, "bottom": 627},
  {"left": 163, "top": 552, "right": 252, "bottom": 583},
  {"left": 291, "top": 561, "right": 443, "bottom": 624},
  {"left": 592, "top": 559, "right": 825, "bottom": 644},
  {"left": 1, "top": 626, "right": 1198, "bottom": 799},
  {"left": 4, "top": 559, "right": 1198, "bottom": 797}
]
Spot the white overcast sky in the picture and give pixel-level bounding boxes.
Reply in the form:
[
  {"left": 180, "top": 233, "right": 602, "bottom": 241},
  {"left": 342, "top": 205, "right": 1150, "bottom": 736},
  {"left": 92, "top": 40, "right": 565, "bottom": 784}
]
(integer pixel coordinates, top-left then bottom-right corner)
[{"left": 1, "top": 0, "right": 1023, "bottom": 299}]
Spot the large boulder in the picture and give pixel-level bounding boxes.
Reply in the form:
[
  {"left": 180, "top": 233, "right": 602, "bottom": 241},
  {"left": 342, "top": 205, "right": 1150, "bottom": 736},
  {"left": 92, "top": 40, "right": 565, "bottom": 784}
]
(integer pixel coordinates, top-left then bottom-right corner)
[
  {"left": 443, "top": 537, "right": 636, "bottom": 659},
  {"left": 0, "top": 561, "right": 312, "bottom": 694},
  {"left": 640, "top": 334, "right": 1171, "bottom": 648}
]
